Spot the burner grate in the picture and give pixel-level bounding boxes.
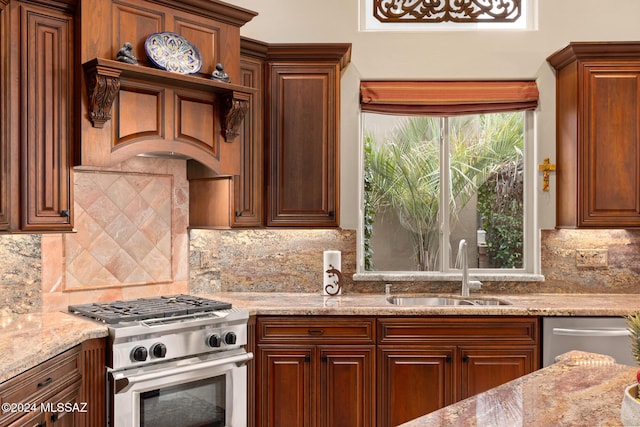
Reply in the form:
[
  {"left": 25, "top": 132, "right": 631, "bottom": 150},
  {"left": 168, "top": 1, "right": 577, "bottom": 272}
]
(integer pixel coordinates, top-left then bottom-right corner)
[{"left": 68, "top": 294, "right": 232, "bottom": 324}]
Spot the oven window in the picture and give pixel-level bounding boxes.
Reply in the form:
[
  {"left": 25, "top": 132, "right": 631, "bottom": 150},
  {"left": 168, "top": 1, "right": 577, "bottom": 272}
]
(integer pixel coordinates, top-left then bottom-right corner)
[{"left": 140, "top": 375, "right": 226, "bottom": 427}]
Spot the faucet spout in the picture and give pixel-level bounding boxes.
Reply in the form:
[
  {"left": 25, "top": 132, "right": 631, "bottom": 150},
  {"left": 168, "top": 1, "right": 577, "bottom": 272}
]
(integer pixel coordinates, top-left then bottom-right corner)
[
  {"left": 458, "top": 239, "right": 482, "bottom": 297},
  {"left": 459, "top": 239, "right": 470, "bottom": 297}
]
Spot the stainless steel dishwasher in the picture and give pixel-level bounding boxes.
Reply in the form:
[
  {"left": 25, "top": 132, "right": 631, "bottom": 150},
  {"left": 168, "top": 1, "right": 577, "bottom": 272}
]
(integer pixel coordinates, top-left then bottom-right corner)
[{"left": 542, "top": 317, "right": 633, "bottom": 367}]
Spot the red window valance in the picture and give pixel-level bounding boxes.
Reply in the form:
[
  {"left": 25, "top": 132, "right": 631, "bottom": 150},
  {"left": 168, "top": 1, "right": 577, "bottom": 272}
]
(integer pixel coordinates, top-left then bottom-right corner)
[{"left": 360, "top": 80, "right": 539, "bottom": 115}]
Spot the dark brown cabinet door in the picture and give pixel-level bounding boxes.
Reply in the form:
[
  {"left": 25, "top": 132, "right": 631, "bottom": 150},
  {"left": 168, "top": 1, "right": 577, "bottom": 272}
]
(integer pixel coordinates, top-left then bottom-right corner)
[
  {"left": 458, "top": 347, "right": 536, "bottom": 400},
  {"left": 258, "top": 347, "right": 314, "bottom": 427},
  {"left": 10, "top": 1, "right": 74, "bottom": 232},
  {"left": 266, "top": 62, "right": 339, "bottom": 227},
  {"left": 319, "top": 346, "right": 375, "bottom": 427},
  {"left": 581, "top": 66, "right": 640, "bottom": 227},
  {"left": 548, "top": 42, "right": 640, "bottom": 228},
  {"left": 377, "top": 348, "right": 454, "bottom": 427}
]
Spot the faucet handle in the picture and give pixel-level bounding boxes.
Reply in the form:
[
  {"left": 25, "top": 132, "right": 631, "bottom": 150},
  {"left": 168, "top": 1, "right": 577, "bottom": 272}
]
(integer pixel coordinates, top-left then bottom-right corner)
[{"left": 385, "top": 283, "right": 392, "bottom": 296}]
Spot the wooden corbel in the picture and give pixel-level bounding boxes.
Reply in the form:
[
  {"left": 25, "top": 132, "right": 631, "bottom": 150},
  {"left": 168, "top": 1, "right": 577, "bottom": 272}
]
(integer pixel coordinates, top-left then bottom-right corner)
[
  {"left": 221, "top": 92, "right": 250, "bottom": 142},
  {"left": 83, "top": 62, "right": 121, "bottom": 128}
]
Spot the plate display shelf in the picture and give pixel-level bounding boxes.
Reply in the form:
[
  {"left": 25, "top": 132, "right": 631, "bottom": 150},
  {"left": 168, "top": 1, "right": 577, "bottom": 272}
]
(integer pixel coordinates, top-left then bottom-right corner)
[{"left": 82, "top": 57, "right": 255, "bottom": 142}]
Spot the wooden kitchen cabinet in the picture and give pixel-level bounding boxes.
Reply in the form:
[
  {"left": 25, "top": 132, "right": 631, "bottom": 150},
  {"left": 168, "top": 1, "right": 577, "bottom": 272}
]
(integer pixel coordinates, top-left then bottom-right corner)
[
  {"left": 265, "top": 44, "right": 351, "bottom": 227},
  {"left": 377, "top": 317, "right": 539, "bottom": 426},
  {"left": 256, "top": 316, "right": 376, "bottom": 427},
  {"left": 6, "top": 0, "right": 75, "bottom": 232},
  {"left": 548, "top": 42, "right": 640, "bottom": 228},
  {"left": 0, "top": 338, "right": 105, "bottom": 427},
  {"left": 188, "top": 38, "right": 266, "bottom": 228}
]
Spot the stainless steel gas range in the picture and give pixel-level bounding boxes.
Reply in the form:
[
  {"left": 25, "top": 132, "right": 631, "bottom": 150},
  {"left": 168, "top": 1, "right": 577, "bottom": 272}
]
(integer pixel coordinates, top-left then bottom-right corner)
[{"left": 69, "top": 294, "right": 252, "bottom": 427}]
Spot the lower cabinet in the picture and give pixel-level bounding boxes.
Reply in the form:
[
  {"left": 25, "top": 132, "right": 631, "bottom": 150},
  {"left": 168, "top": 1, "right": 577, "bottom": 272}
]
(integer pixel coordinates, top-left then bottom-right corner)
[
  {"left": 0, "top": 338, "right": 106, "bottom": 427},
  {"left": 256, "top": 316, "right": 376, "bottom": 427},
  {"left": 377, "top": 317, "right": 539, "bottom": 426},
  {"left": 253, "top": 315, "right": 539, "bottom": 427}
]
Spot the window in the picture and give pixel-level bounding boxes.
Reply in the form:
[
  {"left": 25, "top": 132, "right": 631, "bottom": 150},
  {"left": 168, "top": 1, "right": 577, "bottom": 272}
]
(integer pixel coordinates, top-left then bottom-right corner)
[
  {"left": 360, "top": 0, "right": 536, "bottom": 31},
  {"left": 357, "top": 81, "right": 540, "bottom": 280}
]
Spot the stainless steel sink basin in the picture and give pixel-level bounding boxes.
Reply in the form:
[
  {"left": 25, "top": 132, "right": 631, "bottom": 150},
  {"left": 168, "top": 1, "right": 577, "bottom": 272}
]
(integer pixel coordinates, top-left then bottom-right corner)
[{"left": 386, "top": 295, "right": 511, "bottom": 306}]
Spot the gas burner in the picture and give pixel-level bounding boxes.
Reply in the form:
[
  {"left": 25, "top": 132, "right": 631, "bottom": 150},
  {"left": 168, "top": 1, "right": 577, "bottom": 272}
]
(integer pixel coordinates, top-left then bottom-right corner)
[{"left": 68, "top": 294, "right": 232, "bottom": 324}]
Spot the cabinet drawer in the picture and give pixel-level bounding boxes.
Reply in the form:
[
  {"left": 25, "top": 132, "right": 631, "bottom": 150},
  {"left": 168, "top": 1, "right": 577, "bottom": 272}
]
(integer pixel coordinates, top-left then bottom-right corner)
[
  {"left": 258, "top": 317, "right": 375, "bottom": 344},
  {"left": 0, "top": 345, "right": 81, "bottom": 407},
  {"left": 378, "top": 317, "right": 539, "bottom": 345}
]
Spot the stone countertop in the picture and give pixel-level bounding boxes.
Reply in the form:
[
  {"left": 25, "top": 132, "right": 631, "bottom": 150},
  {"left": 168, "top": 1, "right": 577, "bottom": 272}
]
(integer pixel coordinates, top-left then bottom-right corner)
[
  {"left": 199, "top": 292, "right": 640, "bottom": 316},
  {"left": 399, "top": 351, "right": 636, "bottom": 427},
  {"left": 3, "top": 292, "right": 640, "bottom": 385},
  {"left": 0, "top": 311, "right": 108, "bottom": 383}
]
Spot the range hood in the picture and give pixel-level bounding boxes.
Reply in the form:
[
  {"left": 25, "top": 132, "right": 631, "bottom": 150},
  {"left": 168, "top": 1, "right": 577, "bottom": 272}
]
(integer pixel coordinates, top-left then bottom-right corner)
[{"left": 76, "top": 0, "right": 257, "bottom": 176}]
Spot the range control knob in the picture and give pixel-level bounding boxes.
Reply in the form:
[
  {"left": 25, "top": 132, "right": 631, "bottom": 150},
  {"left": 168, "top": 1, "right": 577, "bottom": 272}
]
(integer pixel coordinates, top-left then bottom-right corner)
[
  {"left": 224, "top": 332, "right": 237, "bottom": 345},
  {"left": 151, "top": 343, "right": 167, "bottom": 358},
  {"left": 207, "top": 334, "right": 222, "bottom": 348},
  {"left": 131, "top": 346, "right": 148, "bottom": 362}
]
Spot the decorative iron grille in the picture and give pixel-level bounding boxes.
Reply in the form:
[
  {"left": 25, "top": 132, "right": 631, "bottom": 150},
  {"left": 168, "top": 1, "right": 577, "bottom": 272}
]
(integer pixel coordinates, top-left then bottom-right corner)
[{"left": 374, "top": 0, "right": 522, "bottom": 23}]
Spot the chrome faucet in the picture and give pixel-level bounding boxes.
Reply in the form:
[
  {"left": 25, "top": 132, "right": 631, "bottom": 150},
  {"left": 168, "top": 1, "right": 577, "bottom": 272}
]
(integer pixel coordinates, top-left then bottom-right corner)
[{"left": 458, "top": 239, "right": 482, "bottom": 297}]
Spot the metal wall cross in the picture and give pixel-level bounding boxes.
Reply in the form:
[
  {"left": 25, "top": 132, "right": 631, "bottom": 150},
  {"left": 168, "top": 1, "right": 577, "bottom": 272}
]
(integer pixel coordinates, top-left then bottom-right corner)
[{"left": 538, "top": 158, "right": 556, "bottom": 191}]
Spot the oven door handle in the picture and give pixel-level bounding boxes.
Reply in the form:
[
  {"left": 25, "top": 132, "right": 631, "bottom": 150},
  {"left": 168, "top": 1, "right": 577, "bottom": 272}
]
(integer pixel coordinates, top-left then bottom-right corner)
[
  {"left": 552, "top": 327, "right": 630, "bottom": 337},
  {"left": 114, "top": 352, "right": 253, "bottom": 392}
]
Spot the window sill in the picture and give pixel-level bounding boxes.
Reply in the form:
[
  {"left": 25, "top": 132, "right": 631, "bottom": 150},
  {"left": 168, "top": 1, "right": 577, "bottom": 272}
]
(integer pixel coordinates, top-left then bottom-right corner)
[{"left": 352, "top": 272, "right": 545, "bottom": 282}]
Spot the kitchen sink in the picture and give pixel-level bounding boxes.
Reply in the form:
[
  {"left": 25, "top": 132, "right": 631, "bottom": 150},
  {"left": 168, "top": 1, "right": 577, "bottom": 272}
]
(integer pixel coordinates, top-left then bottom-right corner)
[{"left": 386, "top": 295, "right": 511, "bottom": 306}]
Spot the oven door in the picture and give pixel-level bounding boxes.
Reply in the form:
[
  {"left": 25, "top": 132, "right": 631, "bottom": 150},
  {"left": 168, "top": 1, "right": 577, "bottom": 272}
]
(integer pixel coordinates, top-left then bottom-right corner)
[{"left": 109, "top": 349, "right": 252, "bottom": 427}]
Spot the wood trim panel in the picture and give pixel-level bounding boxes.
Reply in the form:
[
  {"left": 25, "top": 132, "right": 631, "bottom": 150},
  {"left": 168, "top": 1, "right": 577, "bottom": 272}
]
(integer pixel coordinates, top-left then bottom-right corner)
[
  {"left": 76, "top": 338, "right": 106, "bottom": 427},
  {"left": 0, "top": 2, "right": 9, "bottom": 230},
  {"left": 234, "top": 54, "right": 264, "bottom": 226}
]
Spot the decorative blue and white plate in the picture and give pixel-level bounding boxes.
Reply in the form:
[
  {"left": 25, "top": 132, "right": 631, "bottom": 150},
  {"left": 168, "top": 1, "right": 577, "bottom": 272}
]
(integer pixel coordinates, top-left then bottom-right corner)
[{"left": 144, "top": 32, "right": 202, "bottom": 75}]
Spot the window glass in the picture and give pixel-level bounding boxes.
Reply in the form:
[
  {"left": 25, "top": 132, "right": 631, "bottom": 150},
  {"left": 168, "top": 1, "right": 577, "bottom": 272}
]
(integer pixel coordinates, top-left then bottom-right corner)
[{"left": 363, "top": 111, "right": 527, "bottom": 274}]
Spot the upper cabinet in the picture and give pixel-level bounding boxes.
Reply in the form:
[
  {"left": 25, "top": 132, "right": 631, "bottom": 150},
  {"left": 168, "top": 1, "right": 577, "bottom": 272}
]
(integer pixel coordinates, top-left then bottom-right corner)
[
  {"left": 188, "top": 41, "right": 351, "bottom": 229},
  {"left": 548, "top": 42, "right": 640, "bottom": 228},
  {"left": 265, "top": 44, "right": 351, "bottom": 227},
  {"left": 5, "top": 0, "right": 76, "bottom": 232}
]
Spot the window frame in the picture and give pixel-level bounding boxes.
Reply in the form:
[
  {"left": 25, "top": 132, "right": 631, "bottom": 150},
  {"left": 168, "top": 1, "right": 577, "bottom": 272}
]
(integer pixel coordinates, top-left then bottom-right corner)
[{"left": 354, "top": 108, "right": 543, "bottom": 282}]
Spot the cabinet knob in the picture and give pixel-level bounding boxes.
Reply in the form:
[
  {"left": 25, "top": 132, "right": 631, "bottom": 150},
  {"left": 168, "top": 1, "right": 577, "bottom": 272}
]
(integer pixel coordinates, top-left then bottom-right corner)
[
  {"left": 304, "top": 355, "right": 311, "bottom": 362},
  {"left": 61, "top": 209, "right": 70, "bottom": 217},
  {"left": 235, "top": 210, "right": 243, "bottom": 217},
  {"left": 462, "top": 356, "right": 470, "bottom": 363},
  {"left": 445, "top": 356, "right": 452, "bottom": 363}
]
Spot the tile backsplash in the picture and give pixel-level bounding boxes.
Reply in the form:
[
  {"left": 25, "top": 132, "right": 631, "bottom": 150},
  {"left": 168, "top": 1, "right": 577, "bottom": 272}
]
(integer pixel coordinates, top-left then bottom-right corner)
[{"left": 38, "top": 157, "right": 189, "bottom": 313}]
